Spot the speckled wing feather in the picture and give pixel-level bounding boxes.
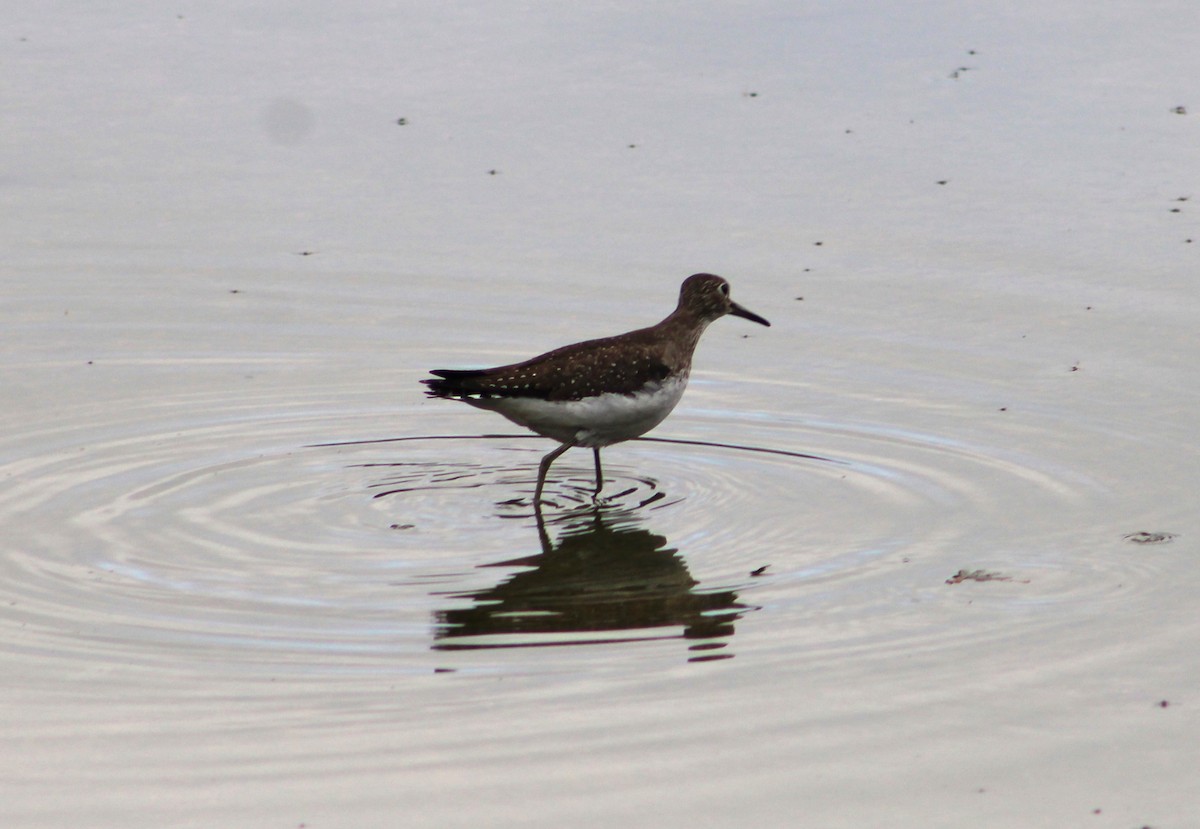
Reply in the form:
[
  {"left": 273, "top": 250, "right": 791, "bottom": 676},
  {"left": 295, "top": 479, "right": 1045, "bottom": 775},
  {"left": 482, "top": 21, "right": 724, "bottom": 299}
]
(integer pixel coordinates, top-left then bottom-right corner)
[{"left": 423, "top": 330, "right": 672, "bottom": 402}]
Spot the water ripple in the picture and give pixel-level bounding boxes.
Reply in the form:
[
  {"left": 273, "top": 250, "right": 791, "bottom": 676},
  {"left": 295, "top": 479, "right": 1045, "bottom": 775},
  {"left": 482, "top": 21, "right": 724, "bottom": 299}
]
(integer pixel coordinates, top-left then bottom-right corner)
[{"left": 0, "top": 389, "right": 1186, "bottom": 685}]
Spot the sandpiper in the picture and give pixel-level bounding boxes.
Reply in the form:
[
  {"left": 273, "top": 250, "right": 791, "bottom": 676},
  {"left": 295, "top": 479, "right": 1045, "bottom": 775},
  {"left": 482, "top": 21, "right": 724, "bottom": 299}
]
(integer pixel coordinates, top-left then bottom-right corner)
[{"left": 422, "top": 273, "right": 770, "bottom": 505}]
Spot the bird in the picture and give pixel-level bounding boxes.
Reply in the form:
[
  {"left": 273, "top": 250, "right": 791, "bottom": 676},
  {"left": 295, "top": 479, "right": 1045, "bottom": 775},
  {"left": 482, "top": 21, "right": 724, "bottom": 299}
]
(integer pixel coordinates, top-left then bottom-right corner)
[{"left": 421, "top": 273, "right": 770, "bottom": 506}]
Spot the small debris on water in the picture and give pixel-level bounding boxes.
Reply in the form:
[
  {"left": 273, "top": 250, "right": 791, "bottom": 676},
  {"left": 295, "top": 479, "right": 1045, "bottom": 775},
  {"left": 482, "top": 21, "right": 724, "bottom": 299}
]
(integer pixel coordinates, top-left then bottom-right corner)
[
  {"left": 946, "top": 569, "right": 1028, "bottom": 585},
  {"left": 1123, "top": 531, "right": 1177, "bottom": 544}
]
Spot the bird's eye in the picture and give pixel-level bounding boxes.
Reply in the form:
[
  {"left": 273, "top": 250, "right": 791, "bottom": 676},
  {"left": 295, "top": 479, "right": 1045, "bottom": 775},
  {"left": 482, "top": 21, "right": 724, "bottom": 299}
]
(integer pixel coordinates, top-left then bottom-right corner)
[{"left": 719, "top": 283, "right": 729, "bottom": 295}]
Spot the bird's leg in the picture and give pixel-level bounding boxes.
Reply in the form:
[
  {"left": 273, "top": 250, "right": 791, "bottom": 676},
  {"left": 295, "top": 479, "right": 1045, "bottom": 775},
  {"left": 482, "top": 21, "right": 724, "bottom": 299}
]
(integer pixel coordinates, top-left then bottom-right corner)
[
  {"left": 592, "top": 448, "right": 604, "bottom": 499},
  {"left": 533, "top": 496, "right": 552, "bottom": 551},
  {"left": 533, "top": 443, "right": 572, "bottom": 507}
]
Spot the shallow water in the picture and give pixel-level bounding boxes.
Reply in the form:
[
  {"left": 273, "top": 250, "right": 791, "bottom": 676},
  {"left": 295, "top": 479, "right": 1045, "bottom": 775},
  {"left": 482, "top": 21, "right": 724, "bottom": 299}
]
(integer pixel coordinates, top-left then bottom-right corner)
[
  {"left": 6, "top": 261, "right": 1197, "bottom": 827},
  {"left": 5, "top": 2, "right": 1200, "bottom": 827}
]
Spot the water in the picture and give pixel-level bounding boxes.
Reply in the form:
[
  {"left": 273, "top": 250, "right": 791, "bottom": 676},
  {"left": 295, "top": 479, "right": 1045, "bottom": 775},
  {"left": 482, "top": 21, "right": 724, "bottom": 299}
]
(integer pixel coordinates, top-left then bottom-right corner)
[
  {"left": 5, "top": 261, "right": 1196, "bottom": 827},
  {"left": 4, "top": 3, "right": 1199, "bottom": 827}
]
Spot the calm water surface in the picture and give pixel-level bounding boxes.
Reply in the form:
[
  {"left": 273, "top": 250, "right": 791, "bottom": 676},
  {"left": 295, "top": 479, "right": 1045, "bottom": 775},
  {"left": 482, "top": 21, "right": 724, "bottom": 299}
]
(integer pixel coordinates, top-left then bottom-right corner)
[
  {"left": 6, "top": 2, "right": 1200, "bottom": 825},
  {"left": 4, "top": 263, "right": 1196, "bottom": 828}
]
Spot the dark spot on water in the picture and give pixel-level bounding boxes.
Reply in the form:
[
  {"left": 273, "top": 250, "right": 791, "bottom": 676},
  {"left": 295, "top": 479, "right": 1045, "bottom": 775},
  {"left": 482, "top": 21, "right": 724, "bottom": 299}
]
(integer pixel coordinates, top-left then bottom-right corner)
[
  {"left": 749, "top": 565, "right": 769, "bottom": 577},
  {"left": 946, "top": 569, "right": 1028, "bottom": 584},
  {"left": 1124, "top": 531, "right": 1177, "bottom": 544}
]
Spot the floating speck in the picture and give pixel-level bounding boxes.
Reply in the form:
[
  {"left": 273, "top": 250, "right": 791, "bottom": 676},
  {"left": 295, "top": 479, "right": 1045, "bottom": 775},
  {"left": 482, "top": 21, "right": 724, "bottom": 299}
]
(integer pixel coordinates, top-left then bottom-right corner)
[
  {"left": 1124, "top": 531, "right": 1177, "bottom": 544},
  {"left": 946, "top": 569, "right": 1028, "bottom": 584}
]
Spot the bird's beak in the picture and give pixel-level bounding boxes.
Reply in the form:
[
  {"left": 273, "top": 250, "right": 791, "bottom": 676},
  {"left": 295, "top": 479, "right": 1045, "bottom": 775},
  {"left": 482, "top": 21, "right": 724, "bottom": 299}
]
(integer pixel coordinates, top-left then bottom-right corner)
[{"left": 729, "top": 301, "right": 770, "bottom": 327}]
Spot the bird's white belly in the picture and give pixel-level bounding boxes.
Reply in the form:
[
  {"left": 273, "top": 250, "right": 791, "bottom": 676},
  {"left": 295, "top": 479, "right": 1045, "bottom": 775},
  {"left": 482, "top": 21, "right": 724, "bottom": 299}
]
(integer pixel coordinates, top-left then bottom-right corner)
[{"left": 476, "top": 375, "right": 688, "bottom": 447}]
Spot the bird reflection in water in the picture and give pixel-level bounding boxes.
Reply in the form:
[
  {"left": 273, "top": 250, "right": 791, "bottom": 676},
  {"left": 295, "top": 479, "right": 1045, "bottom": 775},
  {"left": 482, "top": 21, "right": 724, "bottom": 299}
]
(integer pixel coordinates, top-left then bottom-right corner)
[{"left": 432, "top": 505, "right": 752, "bottom": 662}]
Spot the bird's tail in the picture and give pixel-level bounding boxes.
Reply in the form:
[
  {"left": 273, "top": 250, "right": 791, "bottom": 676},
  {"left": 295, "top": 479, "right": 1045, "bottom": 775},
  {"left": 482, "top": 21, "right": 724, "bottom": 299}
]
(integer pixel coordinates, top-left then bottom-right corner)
[{"left": 421, "top": 369, "right": 489, "bottom": 398}]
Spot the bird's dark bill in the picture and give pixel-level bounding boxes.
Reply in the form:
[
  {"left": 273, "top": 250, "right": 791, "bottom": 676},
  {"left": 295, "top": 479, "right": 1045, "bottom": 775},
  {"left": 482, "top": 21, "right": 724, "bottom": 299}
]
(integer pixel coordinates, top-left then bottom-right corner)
[{"left": 730, "top": 302, "right": 770, "bottom": 327}]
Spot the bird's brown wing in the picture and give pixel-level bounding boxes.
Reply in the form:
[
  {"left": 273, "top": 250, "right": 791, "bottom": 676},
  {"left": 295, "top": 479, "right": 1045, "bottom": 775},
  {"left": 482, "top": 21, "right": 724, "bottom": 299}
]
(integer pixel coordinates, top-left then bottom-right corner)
[{"left": 422, "top": 331, "right": 671, "bottom": 402}]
